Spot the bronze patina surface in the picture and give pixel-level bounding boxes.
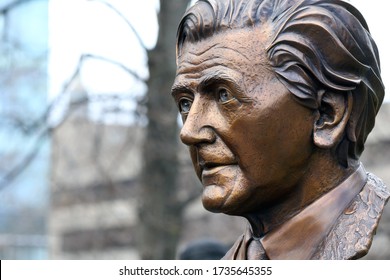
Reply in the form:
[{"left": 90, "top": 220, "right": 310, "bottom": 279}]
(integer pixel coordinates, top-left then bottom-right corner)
[{"left": 172, "top": 0, "right": 389, "bottom": 259}]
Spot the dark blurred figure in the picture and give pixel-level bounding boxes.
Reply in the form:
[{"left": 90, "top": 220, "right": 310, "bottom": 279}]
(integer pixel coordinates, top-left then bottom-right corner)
[{"left": 178, "top": 239, "right": 228, "bottom": 260}]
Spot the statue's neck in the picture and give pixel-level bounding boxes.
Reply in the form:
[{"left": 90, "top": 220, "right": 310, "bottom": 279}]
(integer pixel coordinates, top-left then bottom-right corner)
[{"left": 243, "top": 151, "right": 357, "bottom": 237}]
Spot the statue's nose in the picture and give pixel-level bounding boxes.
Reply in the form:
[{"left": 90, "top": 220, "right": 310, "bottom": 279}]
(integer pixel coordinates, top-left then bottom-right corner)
[{"left": 180, "top": 99, "right": 216, "bottom": 146}]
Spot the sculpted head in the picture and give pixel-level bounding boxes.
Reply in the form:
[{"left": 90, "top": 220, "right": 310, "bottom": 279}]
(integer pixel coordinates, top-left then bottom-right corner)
[{"left": 172, "top": 0, "right": 384, "bottom": 221}]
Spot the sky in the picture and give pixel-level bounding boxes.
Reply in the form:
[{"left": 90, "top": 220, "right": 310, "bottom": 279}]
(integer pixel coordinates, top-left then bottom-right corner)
[{"left": 48, "top": 0, "right": 159, "bottom": 126}]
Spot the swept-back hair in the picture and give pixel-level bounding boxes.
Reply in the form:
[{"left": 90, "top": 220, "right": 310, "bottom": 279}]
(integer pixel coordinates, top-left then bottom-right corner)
[{"left": 176, "top": 0, "right": 384, "bottom": 166}]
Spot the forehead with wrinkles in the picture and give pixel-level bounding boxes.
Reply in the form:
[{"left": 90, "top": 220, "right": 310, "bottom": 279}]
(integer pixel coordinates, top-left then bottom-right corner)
[{"left": 175, "top": 27, "right": 272, "bottom": 88}]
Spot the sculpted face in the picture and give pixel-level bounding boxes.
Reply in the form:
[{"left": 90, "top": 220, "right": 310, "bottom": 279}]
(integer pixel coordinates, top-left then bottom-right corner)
[{"left": 172, "top": 28, "right": 316, "bottom": 215}]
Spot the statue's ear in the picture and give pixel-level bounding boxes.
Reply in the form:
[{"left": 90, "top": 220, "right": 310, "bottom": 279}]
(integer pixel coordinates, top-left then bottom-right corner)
[{"left": 313, "top": 91, "right": 352, "bottom": 148}]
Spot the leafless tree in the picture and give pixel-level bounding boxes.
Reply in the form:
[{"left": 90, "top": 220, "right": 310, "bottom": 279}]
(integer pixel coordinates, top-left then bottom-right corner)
[{"left": 137, "top": 0, "right": 193, "bottom": 260}]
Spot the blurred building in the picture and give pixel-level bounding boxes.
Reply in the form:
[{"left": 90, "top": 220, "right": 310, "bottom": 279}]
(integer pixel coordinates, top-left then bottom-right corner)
[{"left": 49, "top": 80, "right": 144, "bottom": 259}]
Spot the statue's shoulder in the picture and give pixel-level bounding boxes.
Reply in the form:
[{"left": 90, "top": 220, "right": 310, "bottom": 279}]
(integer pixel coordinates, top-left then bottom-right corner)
[{"left": 315, "top": 173, "right": 390, "bottom": 259}]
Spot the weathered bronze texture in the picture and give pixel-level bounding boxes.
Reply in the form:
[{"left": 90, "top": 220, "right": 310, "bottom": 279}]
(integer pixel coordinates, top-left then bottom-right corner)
[{"left": 172, "top": 0, "right": 389, "bottom": 259}]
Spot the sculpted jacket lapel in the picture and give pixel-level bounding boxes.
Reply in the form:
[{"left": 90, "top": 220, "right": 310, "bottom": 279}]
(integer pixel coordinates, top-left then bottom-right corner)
[{"left": 314, "top": 173, "right": 390, "bottom": 260}]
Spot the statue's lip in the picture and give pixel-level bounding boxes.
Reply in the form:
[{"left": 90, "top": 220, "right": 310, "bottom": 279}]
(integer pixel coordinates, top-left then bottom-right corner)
[
  {"left": 199, "top": 161, "right": 237, "bottom": 171},
  {"left": 200, "top": 164, "right": 237, "bottom": 186},
  {"left": 199, "top": 162, "right": 237, "bottom": 178}
]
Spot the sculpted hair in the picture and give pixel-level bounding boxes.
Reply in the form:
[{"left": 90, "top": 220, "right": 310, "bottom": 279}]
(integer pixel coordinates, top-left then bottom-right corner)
[{"left": 176, "top": 0, "right": 385, "bottom": 166}]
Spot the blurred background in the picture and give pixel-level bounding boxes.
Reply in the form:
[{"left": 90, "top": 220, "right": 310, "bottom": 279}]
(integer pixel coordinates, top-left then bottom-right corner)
[{"left": 0, "top": 0, "right": 389, "bottom": 260}]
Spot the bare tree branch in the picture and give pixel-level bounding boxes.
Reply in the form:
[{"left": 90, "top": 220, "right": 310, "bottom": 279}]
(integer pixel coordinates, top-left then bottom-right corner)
[
  {"left": 89, "top": 0, "right": 149, "bottom": 51},
  {"left": 19, "top": 53, "right": 85, "bottom": 134},
  {"left": 0, "top": 128, "right": 49, "bottom": 191},
  {"left": 0, "top": 114, "right": 32, "bottom": 134},
  {"left": 0, "top": 93, "right": 92, "bottom": 191},
  {"left": 0, "top": 0, "right": 35, "bottom": 14},
  {"left": 82, "top": 54, "right": 147, "bottom": 83},
  {"left": 1, "top": 52, "right": 145, "bottom": 137},
  {"left": 0, "top": 49, "right": 148, "bottom": 191}
]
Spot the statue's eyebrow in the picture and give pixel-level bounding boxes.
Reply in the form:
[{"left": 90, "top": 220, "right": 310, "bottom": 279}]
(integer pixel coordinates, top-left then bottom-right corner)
[
  {"left": 171, "top": 81, "right": 193, "bottom": 98},
  {"left": 198, "top": 71, "right": 241, "bottom": 93},
  {"left": 199, "top": 72, "right": 239, "bottom": 88}
]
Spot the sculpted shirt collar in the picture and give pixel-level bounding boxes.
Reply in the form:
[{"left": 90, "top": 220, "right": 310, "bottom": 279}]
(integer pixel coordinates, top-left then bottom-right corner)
[{"left": 226, "top": 164, "right": 367, "bottom": 260}]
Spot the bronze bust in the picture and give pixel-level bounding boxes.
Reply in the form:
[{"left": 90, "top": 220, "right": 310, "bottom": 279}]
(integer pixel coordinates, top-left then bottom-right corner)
[{"left": 172, "top": 0, "right": 389, "bottom": 259}]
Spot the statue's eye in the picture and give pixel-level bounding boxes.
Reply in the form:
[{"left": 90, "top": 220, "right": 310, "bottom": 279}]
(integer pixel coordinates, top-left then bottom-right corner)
[
  {"left": 218, "top": 88, "right": 234, "bottom": 103},
  {"left": 179, "top": 98, "right": 192, "bottom": 113}
]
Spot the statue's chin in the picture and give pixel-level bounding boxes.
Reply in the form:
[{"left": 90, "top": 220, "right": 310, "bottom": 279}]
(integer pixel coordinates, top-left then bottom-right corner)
[{"left": 201, "top": 184, "right": 228, "bottom": 213}]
